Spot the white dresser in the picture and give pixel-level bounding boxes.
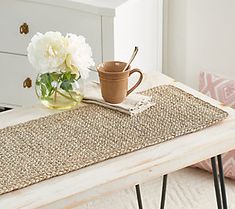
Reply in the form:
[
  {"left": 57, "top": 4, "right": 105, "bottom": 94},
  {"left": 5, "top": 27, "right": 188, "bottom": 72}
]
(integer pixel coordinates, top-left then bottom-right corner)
[{"left": 0, "top": 0, "right": 115, "bottom": 108}]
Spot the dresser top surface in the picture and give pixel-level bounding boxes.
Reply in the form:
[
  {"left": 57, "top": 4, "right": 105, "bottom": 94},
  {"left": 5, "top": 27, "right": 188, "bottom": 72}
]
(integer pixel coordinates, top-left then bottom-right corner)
[
  {"left": 72, "top": 0, "right": 128, "bottom": 8},
  {"left": 22, "top": 0, "right": 120, "bottom": 16}
]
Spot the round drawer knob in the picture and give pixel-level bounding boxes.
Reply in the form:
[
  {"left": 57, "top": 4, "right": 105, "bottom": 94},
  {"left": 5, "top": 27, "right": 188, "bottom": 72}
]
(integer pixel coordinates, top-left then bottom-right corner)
[
  {"left": 23, "top": 77, "right": 32, "bottom": 88},
  {"left": 19, "top": 23, "right": 29, "bottom": 34}
]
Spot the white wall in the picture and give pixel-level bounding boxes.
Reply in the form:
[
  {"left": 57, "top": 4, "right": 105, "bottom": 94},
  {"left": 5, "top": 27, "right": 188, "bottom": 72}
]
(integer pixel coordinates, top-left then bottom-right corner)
[
  {"left": 114, "top": 0, "right": 163, "bottom": 72},
  {"left": 164, "top": 0, "right": 235, "bottom": 89}
]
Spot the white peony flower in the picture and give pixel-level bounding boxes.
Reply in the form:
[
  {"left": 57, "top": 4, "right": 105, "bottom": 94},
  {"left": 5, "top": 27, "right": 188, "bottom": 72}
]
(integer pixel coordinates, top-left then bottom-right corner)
[
  {"left": 65, "top": 33, "right": 95, "bottom": 79},
  {"left": 27, "top": 32, "right": 94, "bottom": 80},
  {"left": 27, "top": 32, "right": 67, "bottom": 73}
]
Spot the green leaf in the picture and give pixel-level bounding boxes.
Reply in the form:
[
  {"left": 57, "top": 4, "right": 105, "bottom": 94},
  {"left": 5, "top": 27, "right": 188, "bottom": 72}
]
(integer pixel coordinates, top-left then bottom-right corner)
[
  {"left": 71, "top": 73, "right": 77, "bottom": 80},
  {"left": 37, "top": 72, "right": 78, "bottom": 98},
  {"left": 35, "top": 79, "right": 40, "bottom": 86},
  {"left": 60, "top": 80, "right": 73, "bottom": 92},
  {"left": 41, "top": 84, "right": 47, "bottom": 98},
  {"left": 51, "top": 72, "right": 61, "bottom": 81},
  {"left": 40, "top": 73, "right": 51, "bottom": 84},
  {"left": 62, "top": 72, "right": 70, "bottom": 80},
  {"left": 38, "top": 73, "right": 56, "bottom": 98},
  {"left": 62, "top": 72, "right": 77, "bottom": 82}
]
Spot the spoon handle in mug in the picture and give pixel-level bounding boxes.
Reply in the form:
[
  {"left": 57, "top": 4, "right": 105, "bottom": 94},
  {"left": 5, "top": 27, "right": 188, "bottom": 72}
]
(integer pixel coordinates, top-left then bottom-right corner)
[{"left": 123, "top": 46, "right": 139, "bottom": 72}]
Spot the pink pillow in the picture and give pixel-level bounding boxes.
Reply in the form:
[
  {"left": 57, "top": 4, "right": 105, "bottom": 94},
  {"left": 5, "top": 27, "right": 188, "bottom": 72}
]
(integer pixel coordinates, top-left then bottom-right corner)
[{"left": 194, "top": 72, "right": 235, "bottom": 179}]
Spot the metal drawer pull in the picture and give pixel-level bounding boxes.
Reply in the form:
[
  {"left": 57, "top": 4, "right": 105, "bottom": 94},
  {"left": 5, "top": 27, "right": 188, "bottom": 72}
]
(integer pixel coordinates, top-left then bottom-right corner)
[
  {"left": 19, "top": 23, "right": 29, "bottom": 34},
  {"left": 23, "top": 77, "right": 32, "bottom": 88}
]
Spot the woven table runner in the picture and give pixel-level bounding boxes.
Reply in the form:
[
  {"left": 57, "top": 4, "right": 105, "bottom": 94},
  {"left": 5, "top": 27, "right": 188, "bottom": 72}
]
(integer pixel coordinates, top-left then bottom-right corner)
[{"left": 0, "top": 85, "right": 228, "bottom": 195}]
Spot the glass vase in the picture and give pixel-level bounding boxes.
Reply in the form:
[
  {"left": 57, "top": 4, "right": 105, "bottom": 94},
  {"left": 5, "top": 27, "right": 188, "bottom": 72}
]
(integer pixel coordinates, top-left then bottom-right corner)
[{"left": 35, "top": 71, "right": 83, "bottom": 110}]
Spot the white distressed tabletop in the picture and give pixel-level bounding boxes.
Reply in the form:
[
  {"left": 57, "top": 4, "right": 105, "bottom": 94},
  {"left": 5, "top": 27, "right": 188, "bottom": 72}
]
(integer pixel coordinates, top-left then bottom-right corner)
[{"left": 0, "top": 72, "right": 235, "bottom": 209}]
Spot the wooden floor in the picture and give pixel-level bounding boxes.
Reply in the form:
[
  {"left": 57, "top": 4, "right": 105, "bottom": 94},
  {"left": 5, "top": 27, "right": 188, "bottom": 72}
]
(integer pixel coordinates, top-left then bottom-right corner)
[{"left": 77, "top": 168, "right": 235, "bottom": 209}]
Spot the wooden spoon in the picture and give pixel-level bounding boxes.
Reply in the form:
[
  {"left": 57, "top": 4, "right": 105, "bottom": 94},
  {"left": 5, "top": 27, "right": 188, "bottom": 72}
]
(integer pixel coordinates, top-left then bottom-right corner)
[{"left": 122, "top": 46, "right": 139, "bottom": 72}]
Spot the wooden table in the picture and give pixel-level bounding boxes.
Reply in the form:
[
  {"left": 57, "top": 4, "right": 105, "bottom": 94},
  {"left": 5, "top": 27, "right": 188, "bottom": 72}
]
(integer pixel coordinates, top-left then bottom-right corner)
[{"left": 0, "top": 72, "right": 235, "bottom": 209}]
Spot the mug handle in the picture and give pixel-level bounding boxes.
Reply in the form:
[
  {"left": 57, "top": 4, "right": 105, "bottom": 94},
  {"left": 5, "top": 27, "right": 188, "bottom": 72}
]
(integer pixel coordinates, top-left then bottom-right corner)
[{"left": 127, "top": 68, "right": 143, "bottom": 96}]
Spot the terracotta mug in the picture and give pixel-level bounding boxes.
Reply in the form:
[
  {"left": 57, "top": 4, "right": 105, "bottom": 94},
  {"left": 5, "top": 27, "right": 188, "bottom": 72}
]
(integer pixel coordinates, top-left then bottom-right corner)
[{"left": 97, "top": 61, "right": 143, "bottom": 104}]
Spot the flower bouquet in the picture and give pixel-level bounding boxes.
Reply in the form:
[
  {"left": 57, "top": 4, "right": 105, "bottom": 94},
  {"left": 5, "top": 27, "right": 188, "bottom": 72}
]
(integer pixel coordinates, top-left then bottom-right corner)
[{"left": 27, "top": 31, "right": 94, "bottom": 109}]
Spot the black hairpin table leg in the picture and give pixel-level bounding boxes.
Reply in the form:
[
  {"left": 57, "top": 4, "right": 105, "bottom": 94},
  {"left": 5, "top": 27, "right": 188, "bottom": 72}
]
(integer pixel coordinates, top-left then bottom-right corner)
[
  {"left": 135, "top": 184, "right": 144, "bottom": 209},
  {"left": 217, "top": 155, "right": 228, "bottom": 209},
  {"left": 211, "top": 157, "right": 222, "bottom": 209},
  {"left": 135, "top": 156, "right": 227, "bottom": 209},
  {"left": 160, "top": 174, "right": 168, "bottom": 209},
  {"left": 211, "top": 155, "right": 228, "bottom": 209},
  {"left": 135, "top": 175, "right": 168, "bottom": 209}
]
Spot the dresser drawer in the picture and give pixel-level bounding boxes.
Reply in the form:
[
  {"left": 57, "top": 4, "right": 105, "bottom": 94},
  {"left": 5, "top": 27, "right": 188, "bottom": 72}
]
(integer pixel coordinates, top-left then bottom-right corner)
[
  {"left": 0, "top": 0, "right": 102, "bottom": 64},
  {"left": 0, "top": 53, "right": 38, "bottom": 106}
]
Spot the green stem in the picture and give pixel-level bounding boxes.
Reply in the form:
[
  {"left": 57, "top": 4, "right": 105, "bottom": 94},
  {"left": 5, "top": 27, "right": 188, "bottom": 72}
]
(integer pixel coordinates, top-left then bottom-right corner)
[
  {"left": 55, "top": 89, "right": 79, "bottom": 102},
  {"left": 54, "top": 88, "right": 57, "bottom": 103},
  {"left": 68, "top": 91, "right": 77, "bottom": 101}
]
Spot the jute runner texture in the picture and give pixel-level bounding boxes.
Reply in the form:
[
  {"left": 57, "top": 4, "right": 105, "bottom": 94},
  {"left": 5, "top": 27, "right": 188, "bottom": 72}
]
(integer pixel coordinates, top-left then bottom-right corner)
[{"left": 0, "top": 85, "right": 228, "bottom": 195}]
